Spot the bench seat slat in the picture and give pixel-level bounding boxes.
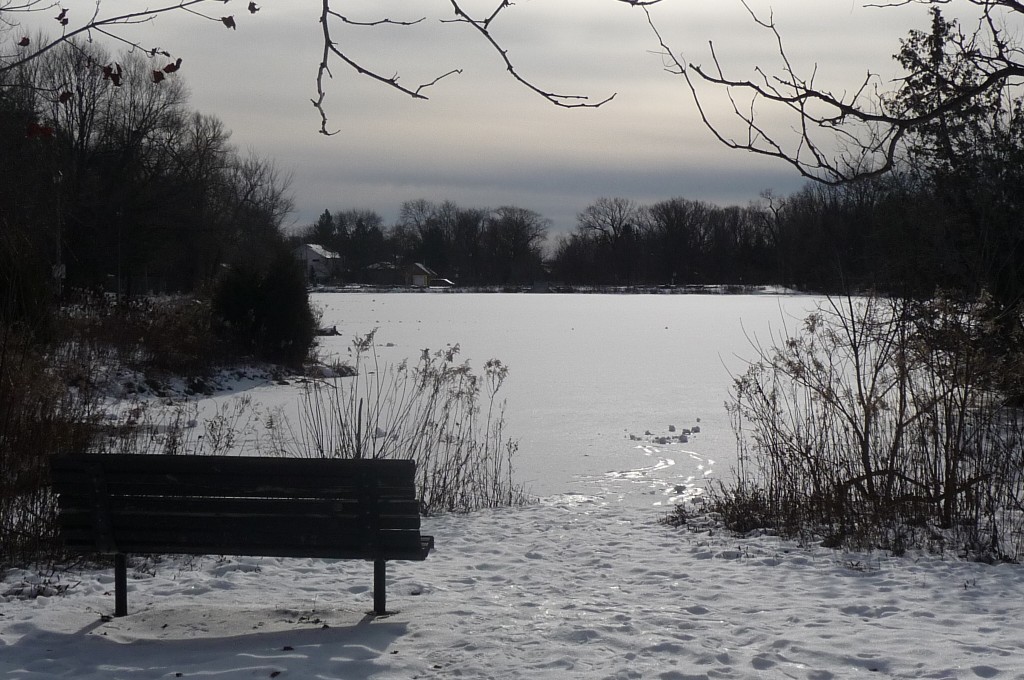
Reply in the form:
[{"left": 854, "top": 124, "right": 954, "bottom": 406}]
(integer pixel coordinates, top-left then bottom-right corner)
[
  {"left": 54, "top": 483, "right": 415, "bottom": 500},
  {"left": 58, "top": 526, "right": 430, "bottom": 558},
  {"left": 57, "top": 541, "right": 432, "bottom": 561},
  {"left": 55, "top": 496, "right": 420, "bottom": 518},
  {"left": 51, "top": 475, "right": 417, "bottom": 501},
  {"left": 51, "top": 454, "right": 416, "bottom": 476},
  {"left": 57, "top": 509, "right": 422, "bottom": 534},
  {"left": 50, "top": 456, "right": 417, "bottom": 494}
]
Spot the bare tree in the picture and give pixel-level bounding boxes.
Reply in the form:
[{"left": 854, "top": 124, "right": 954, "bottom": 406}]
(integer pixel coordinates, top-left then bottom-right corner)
[
  {"left": 483, "top": 205, "right": 548, "bottom": 284},
  {"left": 576, "top": 197, "right": 642, "bottom": 245},
  {"left": 575, "top": 197, "right": 644, "bottom": 284},
  {"left": 636, "top": 0, "right": 1024, "bottom": 183}
]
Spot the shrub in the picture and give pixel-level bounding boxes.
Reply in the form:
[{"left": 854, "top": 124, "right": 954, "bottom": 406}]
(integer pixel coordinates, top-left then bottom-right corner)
[
  {"left": 1, "top": 287, "right": 255, "bottom": 567},
  {"left": 714, "top": 294, "right": 1024, "bottom": 561},
  {"left": 61, "top": 291, "right": 222, "bottom": 376},
  {"left": 211, "top": 249, "right": 317, "bottom": 367},
  {"left": 0, "top": 219, "right": 54, "bottom": 333},
  {"left": 0, "top": 318, "right": 101, "bottom": 567}
]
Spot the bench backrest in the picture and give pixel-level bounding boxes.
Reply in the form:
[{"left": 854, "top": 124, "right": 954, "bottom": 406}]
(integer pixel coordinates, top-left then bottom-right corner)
[{"left": 51, "top": 454, "right": 428, "bottom": 561}]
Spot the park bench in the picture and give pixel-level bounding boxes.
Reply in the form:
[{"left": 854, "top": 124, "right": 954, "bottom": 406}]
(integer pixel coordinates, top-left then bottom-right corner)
[{"left": 50, "top": 454, "right": 433, "bottom": 617}]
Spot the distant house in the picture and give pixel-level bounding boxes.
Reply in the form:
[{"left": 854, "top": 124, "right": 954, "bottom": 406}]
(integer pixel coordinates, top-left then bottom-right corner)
[
  {"left": 365, "top": 261, "right": 403, "bottom": 286},
  {"left": 405, "top": 262, "right": 437, "bottom": 288},
  {"left": 293, "top": 244, "right": 341, "bottom": 283}
]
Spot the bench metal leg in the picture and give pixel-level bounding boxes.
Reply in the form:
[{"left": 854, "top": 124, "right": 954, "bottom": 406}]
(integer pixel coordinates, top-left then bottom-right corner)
[
  {"left": 114, "top": 554, "right": 128, "bottom": 617},
  {"left": 373, "top": 559, "right": 386, "bottom": 615}
]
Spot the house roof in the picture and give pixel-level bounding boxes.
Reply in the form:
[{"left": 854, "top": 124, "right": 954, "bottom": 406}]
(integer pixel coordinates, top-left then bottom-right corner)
[
  {"left": 409, "top": 262, "right": 437, "bottom": 276},
  {"left": 296, "top": 243, "right": 340, "bottom": 259}
]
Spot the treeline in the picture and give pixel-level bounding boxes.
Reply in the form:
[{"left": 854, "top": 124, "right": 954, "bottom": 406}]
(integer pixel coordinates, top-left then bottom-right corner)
[
  {"left": 556, "top": 173, "right": 1024, "bottom": 302},
  {"left": 1, "top": 40, "right": 294, "bottom": 314},
  {"left": 306, "top": 172, "right": 1024, "bottom": 302},
  {"left": 298, "top": 200, "right": 550, "bottom": 286}
]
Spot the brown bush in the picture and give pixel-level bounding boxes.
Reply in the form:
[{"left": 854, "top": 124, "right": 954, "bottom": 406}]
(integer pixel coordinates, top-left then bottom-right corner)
[{"left": 711, "top": 294, "right": 1024, "bottom": 562}]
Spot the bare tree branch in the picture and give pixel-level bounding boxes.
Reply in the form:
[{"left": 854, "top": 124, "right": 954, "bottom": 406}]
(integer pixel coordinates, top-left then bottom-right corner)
[
  {"left": 444, "top": 0, "right": 616, "bottom": 109},
  {"left": 311, "top": 0, "right": 617, "bottom": 133},
  {"left": 312, "top": 0, "right": 463, "bottom": 135},
  {"left": 0, "top": 1, "right": 235, "bottom": 77},
  {"left": 634, "top": 0, "right": 1024, "bottom": 183}
]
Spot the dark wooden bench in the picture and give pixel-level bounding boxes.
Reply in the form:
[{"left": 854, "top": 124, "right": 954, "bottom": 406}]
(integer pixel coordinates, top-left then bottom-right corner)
[{"left": 50, "top": 454, "right": 433, "bottom": 617}]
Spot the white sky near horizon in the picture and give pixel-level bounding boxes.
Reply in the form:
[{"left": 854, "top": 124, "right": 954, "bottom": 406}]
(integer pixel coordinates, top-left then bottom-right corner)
[{"left": 11, "top": 1, "right": 957, "bottom": 238}]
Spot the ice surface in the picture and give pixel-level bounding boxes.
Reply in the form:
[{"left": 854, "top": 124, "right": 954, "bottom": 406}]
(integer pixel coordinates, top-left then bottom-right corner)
[{"left": 311, "top": 292, "right": 819, "bottom": 499}]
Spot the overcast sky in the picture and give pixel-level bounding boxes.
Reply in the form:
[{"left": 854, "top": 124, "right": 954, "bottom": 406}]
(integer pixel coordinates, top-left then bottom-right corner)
[{"left": 24, "top": 1, "right": 941, "bottom": 235}]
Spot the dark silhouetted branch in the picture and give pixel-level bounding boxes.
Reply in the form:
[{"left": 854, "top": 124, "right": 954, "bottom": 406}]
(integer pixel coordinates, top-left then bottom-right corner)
[{"left": 634, "top": 0, "right": 1024, "bottom": 183}]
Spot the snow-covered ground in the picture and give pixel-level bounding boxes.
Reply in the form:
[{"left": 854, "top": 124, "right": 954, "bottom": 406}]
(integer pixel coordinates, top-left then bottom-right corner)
[
  {"left": 3, "top": 493, "right": 1024, "bottom": 679},
  {"left": 5, "top": 294, "right": 1023, "bottom": 678}
]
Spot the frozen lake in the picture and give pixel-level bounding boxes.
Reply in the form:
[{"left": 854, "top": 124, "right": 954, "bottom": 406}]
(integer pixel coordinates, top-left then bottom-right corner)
[{"left": 312, "top": 292, "right": 820, "bottom": 506}]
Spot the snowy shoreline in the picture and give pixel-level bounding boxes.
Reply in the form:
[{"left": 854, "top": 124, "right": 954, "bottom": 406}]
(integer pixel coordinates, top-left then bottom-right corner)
[
  {"left": 309, "top": 284, "right": 805, "bottom": 296},
  {"left": 4, "top": 495, "right": 1023, "bottom": 679}
]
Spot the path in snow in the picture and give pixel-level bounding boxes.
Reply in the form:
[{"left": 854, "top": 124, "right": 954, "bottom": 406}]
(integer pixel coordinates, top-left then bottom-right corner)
[{"left": 574, "top": 429, "right": 714, "bottom": 508}]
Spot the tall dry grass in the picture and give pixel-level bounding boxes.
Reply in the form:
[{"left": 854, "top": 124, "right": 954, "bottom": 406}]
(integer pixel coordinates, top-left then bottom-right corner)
[
  {"left": 0, "top": 318, "right": 102, "bottom": 565},
  {"left": 281, "top": 331, "right": 528, "bottom": 514}
]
